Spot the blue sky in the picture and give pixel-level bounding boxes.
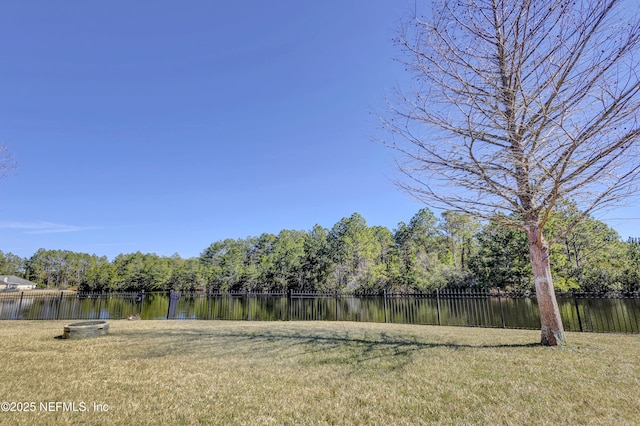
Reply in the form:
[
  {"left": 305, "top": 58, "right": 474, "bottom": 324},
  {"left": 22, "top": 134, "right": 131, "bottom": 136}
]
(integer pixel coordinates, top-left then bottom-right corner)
[
  {"left": 0, "top": 0, "right": 427, "bottom": 259},
  {"left": 0, "top": 1, "right": 638, "bottom": 260}
]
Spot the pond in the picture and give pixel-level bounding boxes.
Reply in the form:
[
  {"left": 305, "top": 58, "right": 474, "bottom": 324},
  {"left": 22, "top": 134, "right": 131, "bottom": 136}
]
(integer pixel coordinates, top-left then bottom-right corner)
[{"left": 1, "top": 291, "right": 638, "bottom": 333}]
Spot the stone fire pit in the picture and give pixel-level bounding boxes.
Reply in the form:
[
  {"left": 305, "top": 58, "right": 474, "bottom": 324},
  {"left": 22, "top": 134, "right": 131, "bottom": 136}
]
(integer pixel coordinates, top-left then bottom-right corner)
[{"left": 62, "top": 320, "right": 109, "bottom": 339}]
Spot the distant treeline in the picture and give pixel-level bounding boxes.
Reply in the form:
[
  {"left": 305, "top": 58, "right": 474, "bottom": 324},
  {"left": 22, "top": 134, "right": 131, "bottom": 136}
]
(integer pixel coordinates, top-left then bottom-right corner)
[{"left": 2, "top": 206, "right": 639, "bottom": 293}]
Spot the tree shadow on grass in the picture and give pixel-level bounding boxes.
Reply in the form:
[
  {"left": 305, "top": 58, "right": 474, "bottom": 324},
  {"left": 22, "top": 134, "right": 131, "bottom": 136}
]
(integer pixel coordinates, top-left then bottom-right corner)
[{"left": 113, "top": 324, "right": 541, "bottom": 371}]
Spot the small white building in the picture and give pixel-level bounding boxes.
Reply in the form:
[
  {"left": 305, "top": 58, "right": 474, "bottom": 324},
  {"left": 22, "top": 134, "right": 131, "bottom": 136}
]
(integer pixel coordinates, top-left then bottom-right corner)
[{"left": 0, "top": 275, "right": 38, "bottom": 291}]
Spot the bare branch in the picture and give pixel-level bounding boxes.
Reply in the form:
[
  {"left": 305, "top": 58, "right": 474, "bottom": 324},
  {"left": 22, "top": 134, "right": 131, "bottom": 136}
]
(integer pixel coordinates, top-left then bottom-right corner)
[{"left": 386, "top": 0, "right": 640, "bottom": 230}]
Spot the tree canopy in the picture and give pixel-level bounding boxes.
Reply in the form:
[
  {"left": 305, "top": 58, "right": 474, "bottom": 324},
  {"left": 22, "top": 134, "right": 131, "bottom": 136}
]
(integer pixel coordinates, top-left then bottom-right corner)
[{"left": 2, "top": 208, "right": 637, "bottom": 295}]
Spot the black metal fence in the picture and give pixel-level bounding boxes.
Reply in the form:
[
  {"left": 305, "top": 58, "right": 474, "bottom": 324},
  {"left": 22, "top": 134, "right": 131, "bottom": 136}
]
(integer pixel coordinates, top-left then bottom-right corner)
[
  {"left": 1, "top": 289, "right": 638, "bottom": 333},
  {"left": 0, "top": 291, "right": 143, "bottom": 322}
]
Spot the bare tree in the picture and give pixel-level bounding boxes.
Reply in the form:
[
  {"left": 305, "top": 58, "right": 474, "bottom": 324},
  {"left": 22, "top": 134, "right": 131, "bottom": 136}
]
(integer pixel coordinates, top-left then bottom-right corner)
[{"left": 384, "top": 0, "right": 640, "bottom": 345}]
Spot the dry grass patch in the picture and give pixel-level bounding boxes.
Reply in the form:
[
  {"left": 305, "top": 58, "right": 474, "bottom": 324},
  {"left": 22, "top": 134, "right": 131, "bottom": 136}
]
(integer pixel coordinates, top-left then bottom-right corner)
[{"left": 0, "top": 320, "right": 638, "bottom": 425}]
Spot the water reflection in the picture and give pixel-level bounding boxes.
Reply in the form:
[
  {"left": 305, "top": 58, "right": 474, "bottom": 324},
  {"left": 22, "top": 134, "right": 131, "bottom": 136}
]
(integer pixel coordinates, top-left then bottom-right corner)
[{"left": 1, "top": 291, "right": 637, "bottom": 333}]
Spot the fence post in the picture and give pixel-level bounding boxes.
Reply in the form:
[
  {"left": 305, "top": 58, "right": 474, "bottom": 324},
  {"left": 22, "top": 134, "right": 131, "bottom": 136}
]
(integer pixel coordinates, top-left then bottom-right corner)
[
  {"left": 15, "top": 292, "right": 24, "bottom": 320},
  {"left": 206, "top": 290, "right": 211, "bottom": 320},
  {"left": 335, "top": 291, "right": 339, "bottom": 321},
  {"left": 498, "top": 289, "right": 505, "bottom": 328},
  {"left": 288, "top": 289, "right": 292, "bottom": 321},
  {"left": 137, "top": 290, "right": 145, "bottom": 318},
  {"left": 97, "top": 292, "right": 103, "bottom": 320},
  {"left": 247, "top": 291, "right": 251, "bottom": 321},
  {"left": 573, "top": 290, "right": 583, "bottom": 332},
  {"left": 436, "top": 288, "right": 441, "bottom": 326},
  {"left": 56, "top": 291, "right": 64, "bottom": 320},
  {"left": 166, "top": 290, "right": 172, "bottom": 319},
  {"left": 383, "top": 289, "right": 388, "bottom": 323},
  {"left": 167, "top": 290, "right": 179, "bottom": 319}
]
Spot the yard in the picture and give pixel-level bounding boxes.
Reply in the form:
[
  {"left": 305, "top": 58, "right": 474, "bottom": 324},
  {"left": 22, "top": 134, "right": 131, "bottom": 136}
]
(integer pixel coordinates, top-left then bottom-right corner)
[{"left": 1, "top": 320, "right": 638, "bottom": 425}]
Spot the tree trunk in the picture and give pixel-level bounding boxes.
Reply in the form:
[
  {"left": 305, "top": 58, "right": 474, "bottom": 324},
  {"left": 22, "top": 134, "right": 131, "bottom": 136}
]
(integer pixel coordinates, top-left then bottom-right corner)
[{"left": 526, "top": 223, "right": 566, "bottom": 346}]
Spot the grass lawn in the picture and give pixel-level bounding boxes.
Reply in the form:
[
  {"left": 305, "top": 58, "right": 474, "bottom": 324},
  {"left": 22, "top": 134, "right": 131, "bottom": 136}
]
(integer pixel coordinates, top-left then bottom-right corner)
[{"left": 0, "top": 321, "right": 638, "bottom": 425}]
